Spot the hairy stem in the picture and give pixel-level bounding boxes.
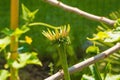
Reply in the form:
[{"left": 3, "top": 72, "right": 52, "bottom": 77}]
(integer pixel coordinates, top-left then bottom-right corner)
[
  {"left": 58, "top": 45, "right": 71, "bottom": 80},
  {"left": 45, "top": 43, "right": 120, "bottom": 80}
]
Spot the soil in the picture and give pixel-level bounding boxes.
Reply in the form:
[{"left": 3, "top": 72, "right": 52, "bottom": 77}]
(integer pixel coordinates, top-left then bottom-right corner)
[
  {"left": 0, "top": 57, "right": 50, "bottom": 80},
  {"left": 19, "top": 61, "right": 50, "bottom": 80}
]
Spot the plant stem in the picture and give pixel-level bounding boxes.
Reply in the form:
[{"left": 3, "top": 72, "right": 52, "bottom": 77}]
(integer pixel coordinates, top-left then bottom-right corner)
[
  {"left": 43, "top": 0, "right": 115, "bottom": 26},
  {"left": 90, "top": 63, "right": 102, "bottom": 80},
  {"left": 29, "top": 22, "right": 60, "bottom": 29},
  {"left": 45, "top": 43, "right": 120, "bottom": 80},
  {"left": 10, "top": 0, "right": 19, "bottom": 80},
  {"left": 10, "top": 68, "right": 19, "bottom": 80},
  {"left": 58, "top": 44, "right": 71, "bottom": 80}
]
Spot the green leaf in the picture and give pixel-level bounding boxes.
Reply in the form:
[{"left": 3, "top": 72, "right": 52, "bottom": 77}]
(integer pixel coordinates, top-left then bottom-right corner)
[
  {"left": 81, "top": 74, "right": 94, "bottom": 80},
  {"left": 1, "top": 28, "right": 14, "bottom": 36},
  {"left": 105, "top": 74, "right": 120, "bottom": 80},
  {"left": 87, "top": 32, "right": 109, "bottom": 41},
  {"left": 22, "top": 4, "right": 39, "bottom": 22},
  {"left": 103, "top": 63, "right": 111, "bottom": 80},
  {"left": 14, "top": 28, "right": 24, "bottom": 36},
  {"left": 89, "top": 64, "right": 102, "bottom": 80},
  {"left": 28, "top": 9, "right": 39, "bottom": 21},
  {"left": 88, "top": 27, "right": 120, "bottom": 43},
  {"left": 22, "top": 4, "right": 31, "bottom": 21},
  {"left": 0, "top": 37, "right": 10, "bottom": 51},
  {"left": 81, "top": 74, "right": 120, "bottom": 80},
  {"left": 21, "top": 25, "right": 30, "bottom": 33},
  {"left": 114, "top": 19, "right": 120, "bottom": 27},
  {"left": 10, "top": 52, "right": 42, "bottom": 69},
  {"left": 0, "top": 70, "right": 10, "bottom": 80},
  {"left": 104, "top": 31, "right": 120, "bottom": 43},
  {"left": 116, "top": 26, "right": 120, "bottom": 31},
  {"left": 86, "top": 46, "right": 99, "bottom": 55},
  {"left": 13, "top": 27, "right": 30, "bottom": 38}
]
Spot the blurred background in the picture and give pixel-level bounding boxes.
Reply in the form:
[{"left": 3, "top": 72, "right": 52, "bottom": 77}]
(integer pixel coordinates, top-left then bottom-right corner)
[{"left": 0, "top": 0, "right": 120, "bottom": 80}]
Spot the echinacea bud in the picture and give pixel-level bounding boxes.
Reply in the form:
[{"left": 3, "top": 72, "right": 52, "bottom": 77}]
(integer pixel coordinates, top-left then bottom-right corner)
[{"left": 42, "top": 24, "right": 71, "bottom": 45}]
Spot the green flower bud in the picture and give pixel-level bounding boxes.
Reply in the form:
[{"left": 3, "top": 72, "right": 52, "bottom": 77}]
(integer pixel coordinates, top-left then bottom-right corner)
[{"left": 86, "top": 46, "right": 99, "bottom": 55}]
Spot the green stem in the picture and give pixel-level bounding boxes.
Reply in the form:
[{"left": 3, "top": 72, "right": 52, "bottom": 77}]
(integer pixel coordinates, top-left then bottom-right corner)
[
  {"left": 92, "top": 63, "right": 102, "bottom": 80},
  {"left": 10, "top": 68, "right": 19, "bottom": 80},
  {"left": 29, "top": 22, "right": 60, "bottom": 29},
  {"left": 58, "top": 45, "right": 71, "bottom": 80}
]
